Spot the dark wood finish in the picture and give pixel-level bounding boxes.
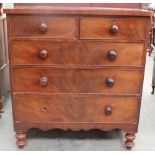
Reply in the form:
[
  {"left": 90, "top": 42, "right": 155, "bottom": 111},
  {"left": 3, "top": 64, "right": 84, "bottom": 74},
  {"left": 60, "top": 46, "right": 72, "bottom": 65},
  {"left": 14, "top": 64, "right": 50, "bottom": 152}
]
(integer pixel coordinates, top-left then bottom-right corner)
[{"left": 4, "top": 6, "right": 152, "bottom": 149}]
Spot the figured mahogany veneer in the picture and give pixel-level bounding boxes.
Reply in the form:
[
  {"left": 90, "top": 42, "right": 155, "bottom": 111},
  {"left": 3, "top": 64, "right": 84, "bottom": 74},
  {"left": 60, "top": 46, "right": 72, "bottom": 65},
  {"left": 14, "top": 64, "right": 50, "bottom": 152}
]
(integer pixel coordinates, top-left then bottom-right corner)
[
  {"left": 4, "top": 6, "right": 153, "bottom": 150},
  {"left": 11, "top": 41, "right": 144, "bottom": 67},
  {"left": 13, "top": 68, "right": 142, "bottom": 94},
  {"left": 80, "top": 17, "right": 146, "bottom": 40},
  {"left": 10, "top": 16, "right": 78, "bottom": 39},
  {"left": 14, "top": 94, "right": 138, "bottom": 123}
]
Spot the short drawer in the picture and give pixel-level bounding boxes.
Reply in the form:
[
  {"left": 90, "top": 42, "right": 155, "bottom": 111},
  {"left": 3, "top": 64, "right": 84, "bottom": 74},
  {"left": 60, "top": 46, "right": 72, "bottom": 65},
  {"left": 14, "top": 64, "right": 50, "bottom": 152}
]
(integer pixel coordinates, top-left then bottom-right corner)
[
  {"left": 14, "top": 94, "right": 139, "bottom": 123},
  {"left": 80, "top": 17, "right": 146, "bottom": 40},
  {"left": 11, "top": 41, "right": 144, "bottom": 67},
  {"left": 10, "top": 16, "right": 77, "bottom": 39},
  {"left": 13, "top": 68, "right": 142, "bottom": 94}
]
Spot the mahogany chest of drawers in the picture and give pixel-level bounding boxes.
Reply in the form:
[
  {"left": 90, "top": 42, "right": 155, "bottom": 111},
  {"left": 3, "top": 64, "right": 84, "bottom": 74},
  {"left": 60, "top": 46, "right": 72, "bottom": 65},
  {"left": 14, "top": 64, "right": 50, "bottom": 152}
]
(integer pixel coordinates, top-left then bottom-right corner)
[{"left": 4, "top": 6, "right": 153, "bottom": 149}]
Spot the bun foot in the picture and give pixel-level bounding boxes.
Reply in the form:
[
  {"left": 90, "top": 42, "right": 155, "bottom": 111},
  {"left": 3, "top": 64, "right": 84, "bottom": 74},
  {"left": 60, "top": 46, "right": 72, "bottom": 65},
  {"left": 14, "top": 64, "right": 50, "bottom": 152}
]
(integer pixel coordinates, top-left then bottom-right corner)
[
  {"left": 15, "top": 132, "right": 27, "bottom": 148},
  {"left": 125, "top": 133, "right": 136, "bottom": 150}
]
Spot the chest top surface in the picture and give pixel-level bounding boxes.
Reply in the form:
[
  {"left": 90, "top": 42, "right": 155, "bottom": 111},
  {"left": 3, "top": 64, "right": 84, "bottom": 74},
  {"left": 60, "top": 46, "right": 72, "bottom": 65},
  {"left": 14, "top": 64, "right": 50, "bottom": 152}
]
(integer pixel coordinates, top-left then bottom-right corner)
[{"left": 4, "top": 6, "right": 153, "bottom": 17}]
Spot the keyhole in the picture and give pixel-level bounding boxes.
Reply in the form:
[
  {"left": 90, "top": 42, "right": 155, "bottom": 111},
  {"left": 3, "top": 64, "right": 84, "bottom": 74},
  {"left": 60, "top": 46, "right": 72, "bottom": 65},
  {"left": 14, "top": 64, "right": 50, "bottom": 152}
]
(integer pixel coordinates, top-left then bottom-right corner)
[{"left": 43, "top": 106, "right": 47, "bottom": 112}]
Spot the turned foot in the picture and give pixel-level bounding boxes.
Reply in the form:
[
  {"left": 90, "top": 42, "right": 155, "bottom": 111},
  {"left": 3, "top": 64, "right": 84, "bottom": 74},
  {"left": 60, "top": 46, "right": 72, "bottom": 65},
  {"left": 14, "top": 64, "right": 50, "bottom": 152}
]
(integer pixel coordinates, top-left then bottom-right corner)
[
  {"left": 125, "top": 133, "right": 136, "bottom": 150},
  {"left": 15, "top": 132, "right": 27, "bottom": 148},
  {"left": 151, "top": 86, "right": 155, "bottom": 95}
]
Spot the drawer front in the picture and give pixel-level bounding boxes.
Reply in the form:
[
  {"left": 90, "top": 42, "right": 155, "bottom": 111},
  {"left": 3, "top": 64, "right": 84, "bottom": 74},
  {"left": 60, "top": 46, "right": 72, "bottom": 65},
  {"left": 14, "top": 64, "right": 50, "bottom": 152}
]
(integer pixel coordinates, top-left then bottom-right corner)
[
  {"left": 14, "top": 94, "right": 139, "bottom": 123},
  {"left": 80, "top": 17, "right": 146, "bottom": 40},
  {"left": 13, "top": 68, "right": 142, "bottom": 94},
  {"left": 11, "top": 41, "right": 144, "bottom": 67},
  {"left": 10, "top": 16, "right": 77, "bottom": 39}
]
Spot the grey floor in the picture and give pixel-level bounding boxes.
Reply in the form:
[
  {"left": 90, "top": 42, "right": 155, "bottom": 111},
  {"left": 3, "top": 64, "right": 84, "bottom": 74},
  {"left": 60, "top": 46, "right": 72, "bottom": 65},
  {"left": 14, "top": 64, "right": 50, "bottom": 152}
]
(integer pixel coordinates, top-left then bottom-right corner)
[{"left": 0, "top": 54, "right": 155, "bottom": 151}]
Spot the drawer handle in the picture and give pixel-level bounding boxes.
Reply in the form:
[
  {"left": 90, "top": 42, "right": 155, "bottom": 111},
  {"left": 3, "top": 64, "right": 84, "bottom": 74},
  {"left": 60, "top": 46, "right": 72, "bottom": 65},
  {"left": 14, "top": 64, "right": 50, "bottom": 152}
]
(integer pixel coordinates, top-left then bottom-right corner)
[
  {"left": 105, "top": 106, "right": 112, "bottom": 115},
  {"left": 106, "top": 78, "right": 114, "bottom": 87},
  {"left": 39, "top": 50, "right": 48, "bottom": 59},
  {"left": 107, "top": 50, "right": 117, "bottom": 60},
  {"left": 40, "top": 77, "right": 48, "bottom": 86},
  {"left": 110, "top": 24, "right": 119, "bottom": 35},
  {"left": 39, "top": 23, "right": 48, "bottom": 33}
]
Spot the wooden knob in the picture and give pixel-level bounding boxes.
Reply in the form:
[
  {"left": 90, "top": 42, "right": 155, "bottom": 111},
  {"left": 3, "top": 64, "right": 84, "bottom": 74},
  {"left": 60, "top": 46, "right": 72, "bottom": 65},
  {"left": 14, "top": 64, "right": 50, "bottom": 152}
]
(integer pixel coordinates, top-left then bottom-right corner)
[
  {"left": 110, "top": 24, "right": 119, "bottom": 35},
  {"left": 106, "top": 78, "right": 114, "bottom": 87},
  {"left": 105, "top": 106, "right": 112, "bottom": 115},
  {"left": 39, "top": 50, "right": 48, "bottom": 59},
  {"left": 40, "top": 77, "right": 48, "bottom": 86},
  {"left": 107, "top": 50, "right": 117, "bottom": 60},
  {"left": 39, "top": 23, "right": 48, "bottom": 33}
]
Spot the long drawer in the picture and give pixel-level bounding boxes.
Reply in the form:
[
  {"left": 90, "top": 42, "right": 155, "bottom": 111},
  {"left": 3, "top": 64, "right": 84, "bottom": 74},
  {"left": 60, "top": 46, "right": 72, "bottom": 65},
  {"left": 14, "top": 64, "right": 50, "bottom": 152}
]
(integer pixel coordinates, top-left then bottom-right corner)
[
  {"left": 10, "top": 16, "right": 78, "bottom": 39},
  {"left": 11, "top": 41, "right": 144, "bottom": 67},
  {"left": 14, "top": 94, "right": 139, "bottom": 123},
  {"left": 12, "top": 67, "right": 142, "bottom": 94},
  {"left": 80, "top": 17, "right": 146, "bottom": 41}
]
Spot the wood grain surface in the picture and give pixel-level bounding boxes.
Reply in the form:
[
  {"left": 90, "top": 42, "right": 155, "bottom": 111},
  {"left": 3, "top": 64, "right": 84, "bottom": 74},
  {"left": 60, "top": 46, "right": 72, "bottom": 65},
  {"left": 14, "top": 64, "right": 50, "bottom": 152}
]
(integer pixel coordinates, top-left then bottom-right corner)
[
  {"left": 11, "top": 41, "right": 144, "bottom": 67},
  {"left": 12, "top": 67, "right": 142, "bottom": 94},
  {"left": 10, "top": 16, "right": 78, "bottom": 39},
  {"left": 14, "top": 94, "right": 139, "bottom": 123}
]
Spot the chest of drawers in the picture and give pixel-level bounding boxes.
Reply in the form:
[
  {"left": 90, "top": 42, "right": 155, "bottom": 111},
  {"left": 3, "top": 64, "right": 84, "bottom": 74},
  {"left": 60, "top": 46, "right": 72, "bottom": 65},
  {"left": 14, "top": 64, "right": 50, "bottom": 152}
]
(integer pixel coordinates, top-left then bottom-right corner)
[{"left": 4, "top": 7, "right": 153, "bottom": 149}]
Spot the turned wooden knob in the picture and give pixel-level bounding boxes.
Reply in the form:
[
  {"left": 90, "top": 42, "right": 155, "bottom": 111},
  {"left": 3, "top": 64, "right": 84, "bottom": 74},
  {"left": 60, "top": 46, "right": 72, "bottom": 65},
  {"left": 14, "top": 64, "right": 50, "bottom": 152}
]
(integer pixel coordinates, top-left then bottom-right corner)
[
  {"left": 107, "top": 50, "right": 117, "bottom": 60},
  {"left": 39, "top": 50, "right": 48, "bottom": 59},
  {"left": 106, "top": 78, "right": 114, "bottom": 87},
  {"left": 39, "top": 23, "right": 48, "bottom": 33},
  {"left": 110, "top": 24, "right": 119, "bottom": 35},
  {"left": 40, "top": 77, "right": 48, "bottom": 86},
  {"left": 105, "top": 106, "right": 112, "bottom": 115}
]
